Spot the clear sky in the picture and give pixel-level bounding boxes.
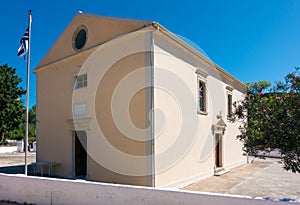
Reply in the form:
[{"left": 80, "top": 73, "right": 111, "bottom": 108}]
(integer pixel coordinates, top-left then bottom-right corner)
[{"left": 1, "top": 0, "right": 300, "bottom": 107}]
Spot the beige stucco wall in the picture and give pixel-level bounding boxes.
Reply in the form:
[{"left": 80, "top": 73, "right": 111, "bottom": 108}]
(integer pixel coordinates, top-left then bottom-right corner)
[
  {"left": 64, "top": 30, "right": 153, "bottom": 186},
  {"left": 36, "top": 16, "right": 153, "bottom": 186},
  {"left": 36, "top": 13, "right": 246, "bottom": 188},
  {"left": 85, "top": 45, "right": 150, "bottom": 186},
  {"left": 152, "top": 32, "right": 246, "bottom": 187},
  {"left": 36, "top": 53, "right": 91, "bottom": 177},
  {"left": 222, "top": 88, "right": 246, "bottom": 167},
  {"left": 36, "top": 14, "right": 150, "bottom": 69}
]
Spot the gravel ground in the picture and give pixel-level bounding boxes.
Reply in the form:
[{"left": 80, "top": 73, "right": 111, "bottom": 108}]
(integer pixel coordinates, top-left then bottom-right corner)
[
  {"left": 0, "top": 152, "right": 36, "bottom": 175},
  {"left": 0, "top": 152, "right": 36, "bottom": 167}
]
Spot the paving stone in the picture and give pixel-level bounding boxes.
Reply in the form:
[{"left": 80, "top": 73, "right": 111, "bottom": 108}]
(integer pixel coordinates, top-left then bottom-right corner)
[{"left": 184, "top": 158, "right": 300, "bottom": 201}]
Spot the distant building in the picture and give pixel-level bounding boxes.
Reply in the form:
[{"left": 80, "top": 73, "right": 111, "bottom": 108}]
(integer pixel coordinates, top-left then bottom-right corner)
[{"left": 34, "top": 13, "right": 246, "bottom": 188}]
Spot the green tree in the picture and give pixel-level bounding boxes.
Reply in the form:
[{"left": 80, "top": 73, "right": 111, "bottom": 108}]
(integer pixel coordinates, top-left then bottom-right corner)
[
  {"left": 28, "top": 105, "right": 36, "bottom": 141},
  {"left": 0, "top": 64, "right": 26, "bottom": 144},
  {"left": 28, "top": 104, "right": 36, "bottom": 125},
  {"left": 273, "top": 68, "right": 300, "bottom": 172},
  {"left": 8, "top": 105, "right": 36, "bottom": 141},
  {"left": 232, "top": 68, "right": 300, "bottom": 173}
]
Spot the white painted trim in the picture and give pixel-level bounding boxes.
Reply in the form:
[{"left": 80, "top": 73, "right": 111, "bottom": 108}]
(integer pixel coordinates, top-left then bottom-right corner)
[
  {"left": 226, "top": 90, "right": 233, "bottom": 118},
  {"left": 197, "top": 76, "right": 208, "bottom": 114},
  {"left": 226, "top": 85, "right": 234, "bottom": 92},
  {"left": 195, "top": 68, "right": 209, "bottom": 78},
  {"left": 152, "top": 25, "right": 246, "bottom": 91}
]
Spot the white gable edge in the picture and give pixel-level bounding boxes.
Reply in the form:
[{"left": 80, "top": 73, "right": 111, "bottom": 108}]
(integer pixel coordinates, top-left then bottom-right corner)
[{"left": 151, "top": 22, "right": 246, "bottom": 92}]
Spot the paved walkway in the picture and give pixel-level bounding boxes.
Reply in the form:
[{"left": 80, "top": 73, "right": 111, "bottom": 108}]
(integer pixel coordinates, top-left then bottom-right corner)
[{"left": 184, "top": 158, "right": 300, "bottom": 201}]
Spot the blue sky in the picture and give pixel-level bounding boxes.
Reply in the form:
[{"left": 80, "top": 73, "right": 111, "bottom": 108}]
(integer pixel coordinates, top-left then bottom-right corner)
[{"left": 1, "top": 0, "right": 300, "bottom": 107}]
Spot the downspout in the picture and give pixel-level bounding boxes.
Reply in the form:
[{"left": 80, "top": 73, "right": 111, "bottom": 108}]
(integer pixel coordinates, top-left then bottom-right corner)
[
  {"left": 149, "top": 29, "right": 155, "bottom": 187},
  {"left": 35, "top": 78, "right": 38, "bottom": 162}
]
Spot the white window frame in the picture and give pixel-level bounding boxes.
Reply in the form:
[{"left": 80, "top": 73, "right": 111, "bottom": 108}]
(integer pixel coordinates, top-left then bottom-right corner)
[
  {"left": 227, "top": 92, "right": 233, "bottom": 118},
  {"left": 197, "top": 76, "right": 208, "bottom": 115},
  {"left": 196, "top": 68, "right": 208, "bottom": 115},
  {"left": 226, "top": 86, "right": 234, "bottom": 119},
  {"left": 73, "top": 103, "right": 87, "bottom": 117},
  {"left": 73, "top": 73, "right": 87, "bottom": 89}
]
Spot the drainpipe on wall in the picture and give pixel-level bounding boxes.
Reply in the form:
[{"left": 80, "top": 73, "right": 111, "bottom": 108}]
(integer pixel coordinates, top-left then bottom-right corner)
[
  {"left": 149, "top": 29, "right": 155, "bottom": 187},
  {"left": 35, "top": 80, "right": 39, "bottom": 163}
]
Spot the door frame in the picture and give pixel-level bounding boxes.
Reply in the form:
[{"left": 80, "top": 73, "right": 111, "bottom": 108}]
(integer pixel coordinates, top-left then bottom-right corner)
[
  {"left": 215, "top": 133, "right": 223, "bottom": 168},
  {"left": 71, "top": 130, "right": 87, "bottom": 178}
]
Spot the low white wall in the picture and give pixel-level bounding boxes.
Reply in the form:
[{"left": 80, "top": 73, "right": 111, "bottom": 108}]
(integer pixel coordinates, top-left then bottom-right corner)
[
  {"left": 0, "top": 173, "right": 297, "bottom": 205},
  {"left": 0, "top": 146, "right": 18, "bottom": 154}
]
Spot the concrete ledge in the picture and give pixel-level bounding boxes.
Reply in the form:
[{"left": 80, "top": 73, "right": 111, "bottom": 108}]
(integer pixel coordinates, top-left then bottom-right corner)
[
  {"left": 214, "top": 169, "right": 230, "bottom": 176},
  {"left": 0, "top": 173, "right": 298, "bottom": 205}
]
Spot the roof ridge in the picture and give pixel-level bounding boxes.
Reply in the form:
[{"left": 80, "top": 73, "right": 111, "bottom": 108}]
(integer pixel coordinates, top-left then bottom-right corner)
[{"left": 78, "top": 12, "right": 153, "bottom": 26}]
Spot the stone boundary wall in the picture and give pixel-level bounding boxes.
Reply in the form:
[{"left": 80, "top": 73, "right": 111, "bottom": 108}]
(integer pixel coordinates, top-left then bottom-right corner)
[
  {"left": 0, "top": 173, "right": 297, "bottom": 205},
  {"left": 0, "top": 146, "right": 18, "bottom": 154}
]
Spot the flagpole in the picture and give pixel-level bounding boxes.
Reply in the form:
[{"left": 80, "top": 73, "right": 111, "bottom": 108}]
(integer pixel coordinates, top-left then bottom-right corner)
[{"left": 25, "top": 9, "right": 32, "bottom": 176}]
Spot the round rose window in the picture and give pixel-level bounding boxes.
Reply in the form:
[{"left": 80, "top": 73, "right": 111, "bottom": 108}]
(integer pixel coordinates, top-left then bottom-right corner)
[{"left": 73, "top": 27, "right": 87, "bottom": 50}]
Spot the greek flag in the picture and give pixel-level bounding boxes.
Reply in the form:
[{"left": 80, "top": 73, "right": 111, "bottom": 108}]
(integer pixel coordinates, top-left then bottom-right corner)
[{"left": 17, "top": 27, "right": 29, "bottom": 57}]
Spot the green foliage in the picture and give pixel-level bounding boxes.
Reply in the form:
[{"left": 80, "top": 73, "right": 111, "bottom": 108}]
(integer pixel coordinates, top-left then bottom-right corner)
[
  {"left": 8, "top": 105, "right": 36, "bottom": 140},
  {"left": 231, "top": 68, "right": 300, "bottom": 173},
  {"left": 28, "top": 105, "right": 36, "bottom": 139},
  {"left": 0, "top": 64, "right": 26, "bottom": 143},
  {"left": 29, "top": 104, "right": 36, "bottom": 124},
  {"left": 0, "top": 140, "right": 8, "bottom": 146}
]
